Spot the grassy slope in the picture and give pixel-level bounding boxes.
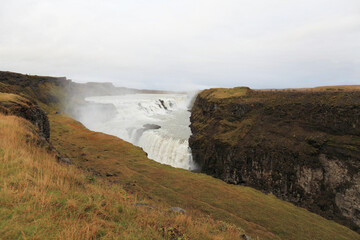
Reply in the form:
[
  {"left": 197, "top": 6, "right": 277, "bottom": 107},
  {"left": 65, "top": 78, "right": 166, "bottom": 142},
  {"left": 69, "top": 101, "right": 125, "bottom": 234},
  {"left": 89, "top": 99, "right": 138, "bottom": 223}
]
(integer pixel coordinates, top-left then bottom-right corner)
[
  {"left": 0, "top": 111, "right": 248, "bottom": 240},
  {"left": 195, "top": 86, "right": 360, "bottom": 147},
  {"left": 49, "top": 113, "right": 360, "bottom": 240},
  {"left": 0, "top": 93, "right": 28, "bottom": 103},
  {"left": 0, "top": 93, "right": 29, "bottom": 113}
]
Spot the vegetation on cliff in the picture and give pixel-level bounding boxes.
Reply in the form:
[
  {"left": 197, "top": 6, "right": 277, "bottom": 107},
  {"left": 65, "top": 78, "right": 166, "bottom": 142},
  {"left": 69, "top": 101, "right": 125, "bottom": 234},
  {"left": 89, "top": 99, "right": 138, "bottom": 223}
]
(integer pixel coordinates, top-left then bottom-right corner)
[
  {"left": 190, "top": 86, "right": 360, "bottom": 232},
  {"left": 1, "top": 71, "right": 359, "bottom": 239}
]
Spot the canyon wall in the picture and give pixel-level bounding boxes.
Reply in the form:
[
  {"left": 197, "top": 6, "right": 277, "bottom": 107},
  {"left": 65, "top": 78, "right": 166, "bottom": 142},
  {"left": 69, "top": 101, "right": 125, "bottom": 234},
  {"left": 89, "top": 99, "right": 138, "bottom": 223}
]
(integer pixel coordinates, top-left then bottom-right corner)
[{"left": 189, "top": 87, "right": 360, "bottom": 231}]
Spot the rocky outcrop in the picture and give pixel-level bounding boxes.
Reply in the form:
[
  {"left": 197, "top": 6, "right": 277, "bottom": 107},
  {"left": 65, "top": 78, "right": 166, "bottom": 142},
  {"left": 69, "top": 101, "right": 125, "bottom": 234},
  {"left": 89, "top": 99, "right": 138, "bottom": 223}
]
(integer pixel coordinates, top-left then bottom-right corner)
[
  {"left": 189, "top": 88, "right": 360, "bottom": 231},
  {"left": 0, "top": 93, "right": 72, "bottom": 165},
  {"left": 0, "top": 94, "right": 50, "bottom": 140}
]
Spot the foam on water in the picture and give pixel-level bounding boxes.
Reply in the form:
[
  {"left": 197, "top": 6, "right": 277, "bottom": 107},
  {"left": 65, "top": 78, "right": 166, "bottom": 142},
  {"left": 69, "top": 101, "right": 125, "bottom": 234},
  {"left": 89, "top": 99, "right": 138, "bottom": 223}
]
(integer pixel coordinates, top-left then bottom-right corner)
[{"left": 83, "top": 93, "right": 196, "bottom": 170}]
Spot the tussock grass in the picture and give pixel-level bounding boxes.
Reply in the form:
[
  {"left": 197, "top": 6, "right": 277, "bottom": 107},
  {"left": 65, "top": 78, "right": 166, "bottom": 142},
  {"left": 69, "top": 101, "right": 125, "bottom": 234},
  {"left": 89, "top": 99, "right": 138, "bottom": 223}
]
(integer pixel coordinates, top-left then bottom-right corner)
[
  {"left": 0, "top": 113, "right": 246, "bottom": 239},
  {"left": 0, "top": 93, "right": 28, "bottom": 103}
]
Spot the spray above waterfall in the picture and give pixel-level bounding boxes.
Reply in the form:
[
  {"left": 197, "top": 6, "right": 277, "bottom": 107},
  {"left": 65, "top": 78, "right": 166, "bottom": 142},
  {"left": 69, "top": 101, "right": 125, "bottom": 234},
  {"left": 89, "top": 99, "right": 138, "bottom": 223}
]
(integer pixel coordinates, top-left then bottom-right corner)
[{"left": 79, "top": 93, "right": 197, "bottom": 170}]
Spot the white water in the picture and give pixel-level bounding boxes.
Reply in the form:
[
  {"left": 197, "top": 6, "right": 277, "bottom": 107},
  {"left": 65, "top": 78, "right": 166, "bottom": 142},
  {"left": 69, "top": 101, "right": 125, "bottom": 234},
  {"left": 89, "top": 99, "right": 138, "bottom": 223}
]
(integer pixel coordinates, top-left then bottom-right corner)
[{"left": 82, "top": 93, "right": 196, "bottom": 170}]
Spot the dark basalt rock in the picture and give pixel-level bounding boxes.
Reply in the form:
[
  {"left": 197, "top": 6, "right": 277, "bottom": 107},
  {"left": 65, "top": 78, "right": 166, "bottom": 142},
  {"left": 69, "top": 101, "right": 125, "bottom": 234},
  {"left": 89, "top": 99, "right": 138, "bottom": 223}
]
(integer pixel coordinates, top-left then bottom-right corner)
[
  {"left": 0, "top": 93, "right": 73, "bottom": 166},
  {"left": 159, "top": 99, "right": 168, "bottom": 110},
  {"left": 241, "top": 234, "right": 253, "bottom": 240},
  {"left": 143, "top": 124, "right": 161, "bottom": 130},
  {"left": 190, "top": 89, "right": 360, "bottom": 231},
  {"left": 0, "top": 96, "right": 50, "bottom": 140}
]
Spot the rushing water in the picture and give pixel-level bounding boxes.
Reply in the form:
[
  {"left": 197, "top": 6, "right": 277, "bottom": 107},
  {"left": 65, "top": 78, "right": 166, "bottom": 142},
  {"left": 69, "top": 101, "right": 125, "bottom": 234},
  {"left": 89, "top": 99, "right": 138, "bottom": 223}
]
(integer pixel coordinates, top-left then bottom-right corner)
[{"left": 82, "top": 93, "right": 196, "bottom": 170}]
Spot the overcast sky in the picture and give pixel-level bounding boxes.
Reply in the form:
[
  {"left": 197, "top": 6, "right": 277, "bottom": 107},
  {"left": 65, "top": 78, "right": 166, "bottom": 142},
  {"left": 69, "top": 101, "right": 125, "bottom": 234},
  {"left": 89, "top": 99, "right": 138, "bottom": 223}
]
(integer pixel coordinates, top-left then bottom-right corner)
[{"left": 0, "top": 0, "right": 359, "bottom": 90}]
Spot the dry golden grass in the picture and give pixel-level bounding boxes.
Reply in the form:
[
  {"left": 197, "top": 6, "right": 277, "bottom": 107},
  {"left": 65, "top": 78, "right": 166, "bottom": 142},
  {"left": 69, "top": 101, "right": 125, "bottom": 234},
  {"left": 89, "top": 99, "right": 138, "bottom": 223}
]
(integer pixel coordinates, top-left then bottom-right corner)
[
  {"left": 201, "top": 87, "right": 250, "bottom": 99},
  {"left": 0, "top": 93, "right": 29, "bottom": 105},
  {"left": 0, "top": 113, "right": 248, "bottom": 240}
]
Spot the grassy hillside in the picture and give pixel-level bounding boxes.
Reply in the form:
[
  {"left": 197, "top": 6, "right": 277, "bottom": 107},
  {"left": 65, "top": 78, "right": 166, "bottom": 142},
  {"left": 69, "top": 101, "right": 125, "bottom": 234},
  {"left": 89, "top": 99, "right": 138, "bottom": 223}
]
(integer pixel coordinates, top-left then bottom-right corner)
[
  {"left": 1, "top": 71, "right": 360, "bottom": 239},
  {"left": 0, "top": 110, "right": 248, "bottom": 240},
  {"left": 48, "top": 113, "right": 359, "bottom": 239}
]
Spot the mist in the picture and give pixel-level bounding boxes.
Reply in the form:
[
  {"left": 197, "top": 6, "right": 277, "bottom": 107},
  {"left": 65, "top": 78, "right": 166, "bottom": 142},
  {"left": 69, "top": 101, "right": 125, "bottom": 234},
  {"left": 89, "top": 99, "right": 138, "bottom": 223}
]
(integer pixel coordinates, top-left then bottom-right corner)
[{"left": 71, "top": 90, "right": 197, "bottom": 170}]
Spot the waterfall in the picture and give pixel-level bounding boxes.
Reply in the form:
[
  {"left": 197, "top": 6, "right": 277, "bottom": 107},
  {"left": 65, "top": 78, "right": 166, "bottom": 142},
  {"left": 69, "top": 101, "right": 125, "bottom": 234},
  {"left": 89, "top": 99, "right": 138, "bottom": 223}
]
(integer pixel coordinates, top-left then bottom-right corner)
[
  {"left": 139, "top": 132, "right": 192, "bottom": 169},
  {"left": 83, "top": 93, "right": 196, "bottom": 170}
]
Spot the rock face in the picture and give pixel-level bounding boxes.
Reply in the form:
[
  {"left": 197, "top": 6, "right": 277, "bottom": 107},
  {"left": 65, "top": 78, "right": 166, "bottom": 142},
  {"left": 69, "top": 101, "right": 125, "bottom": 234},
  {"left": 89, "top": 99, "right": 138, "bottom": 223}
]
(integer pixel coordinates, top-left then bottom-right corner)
[
  {"left": 0, "top": 93, "right": 72, "bottom": 165},
  {"left": 189, "top": 87, "right": 360, "bottom": 230},
  {"left": 0, "top": 94, "right": 50, "bottom": 140}
]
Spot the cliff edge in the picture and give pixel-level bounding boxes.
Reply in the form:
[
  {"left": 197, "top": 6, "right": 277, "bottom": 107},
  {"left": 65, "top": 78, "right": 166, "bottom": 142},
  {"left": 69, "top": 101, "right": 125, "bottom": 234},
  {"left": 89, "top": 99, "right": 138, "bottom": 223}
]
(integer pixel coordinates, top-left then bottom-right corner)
[
  {"left": 190, "top": 87, "right": 360, "bottom": 231},
  {"left": 0, "top": 93, "right": 50, "bottom": 140}
]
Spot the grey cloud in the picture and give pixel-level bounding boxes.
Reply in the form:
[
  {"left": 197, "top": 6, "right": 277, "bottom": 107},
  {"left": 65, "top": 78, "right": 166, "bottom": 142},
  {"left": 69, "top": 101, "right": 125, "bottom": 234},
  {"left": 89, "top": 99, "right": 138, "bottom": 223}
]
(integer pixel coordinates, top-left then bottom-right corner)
[{"left": 0, "top": 0, "right": 359, "bottom": 90}]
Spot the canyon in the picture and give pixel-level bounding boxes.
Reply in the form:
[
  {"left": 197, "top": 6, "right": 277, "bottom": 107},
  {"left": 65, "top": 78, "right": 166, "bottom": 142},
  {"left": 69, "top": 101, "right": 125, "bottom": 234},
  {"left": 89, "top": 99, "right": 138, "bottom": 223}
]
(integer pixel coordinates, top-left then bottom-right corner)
[
  {"left": 1, "top": 71, "right": 360, "bottom": 239},
  {"left": 189, "top": 87, "right": 360, "bottom": 231},
  {"left": 68, "top": 83, "right": 360, "bottom": 231},
  {"left": 79, "top": 94, "right": 195, "bottom": 170}
]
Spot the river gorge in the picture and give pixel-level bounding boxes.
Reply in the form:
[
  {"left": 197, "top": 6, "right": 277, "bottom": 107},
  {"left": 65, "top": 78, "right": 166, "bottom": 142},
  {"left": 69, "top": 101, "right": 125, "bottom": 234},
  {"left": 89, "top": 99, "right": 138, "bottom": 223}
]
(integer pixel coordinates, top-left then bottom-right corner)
[{"left": 79, "top": 93, "right": 196, "bottom": 170}]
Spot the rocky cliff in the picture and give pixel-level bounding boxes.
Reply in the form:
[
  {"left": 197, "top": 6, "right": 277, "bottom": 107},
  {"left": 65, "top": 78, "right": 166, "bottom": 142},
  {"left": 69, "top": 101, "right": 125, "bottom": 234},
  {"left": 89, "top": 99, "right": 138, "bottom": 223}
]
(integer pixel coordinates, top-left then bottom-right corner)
[
  {"left": 0, "top": 93, "right": 50, "bottom": 140},
  {"left": 189, "top": 87, "right": 360, "bottom": 231}
]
